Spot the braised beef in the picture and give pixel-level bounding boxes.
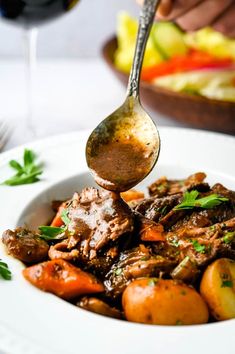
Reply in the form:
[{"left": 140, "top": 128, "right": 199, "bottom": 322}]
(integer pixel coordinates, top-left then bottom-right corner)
[
  {"left": 104, "top": 245, "right": 178, "bottom": 298},
  {"left": 2, "top": 172, "right": 235, "bottom": 322},
  {"left": 66, "top": 188, "right": 134, "bottom": 260},
  {"left": 135, "top": 193, "right": 182, "bottom": 223},
  {"left": 148, "top": 172, "right": 209, "bottom": 197},
  {"left": 169, "top": 217, "right": 235, "bottom": 267},
  {"left": 2, "top": 228, "right": 49, "bottom": 263}
]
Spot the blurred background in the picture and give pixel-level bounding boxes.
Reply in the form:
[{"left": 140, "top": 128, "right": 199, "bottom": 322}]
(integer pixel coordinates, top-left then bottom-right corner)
[
  {"left": 0, "top": 0, "right": 234, "bottom": 151},
  {"left": 0, "top": 0, "right": 138, "bottom": 58},
  {"left": 0, "top": 0, "right": 147, "bottom": 149}
]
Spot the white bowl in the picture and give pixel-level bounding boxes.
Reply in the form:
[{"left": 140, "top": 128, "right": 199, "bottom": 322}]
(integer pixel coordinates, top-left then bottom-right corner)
[{"left": 0, "top": 128, "right": 235, "bottom": 354}]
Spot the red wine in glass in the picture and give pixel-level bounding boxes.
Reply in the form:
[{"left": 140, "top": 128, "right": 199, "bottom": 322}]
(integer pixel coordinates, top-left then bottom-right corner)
[
  {"left": 0, "top": 0, "right": 80, "bottom": 27},
  {"left": 0, "top": 0, "right": 80, "bottom": 135}
]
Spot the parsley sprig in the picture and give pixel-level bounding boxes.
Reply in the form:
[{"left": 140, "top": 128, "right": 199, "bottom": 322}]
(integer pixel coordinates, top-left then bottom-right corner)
[
  {"left": 0, "top": 259, "right": 12, "bottom": 280},
  {"left": 39, "top": 209, "right": 71, "bottom": 241},
  {"left": 174, "top": 190, "right": 228, "bottom": 211},
  {"left": 2, "top": 149, "right": 43, "bottom": 186},
  {"left": 38, "top": 226, "right": 66, "bottom": 241}
]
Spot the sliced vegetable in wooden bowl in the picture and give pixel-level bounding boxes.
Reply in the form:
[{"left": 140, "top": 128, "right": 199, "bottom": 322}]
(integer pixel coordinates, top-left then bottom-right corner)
[{"left": 102, "top": 13, "right": 235, "bottom": 134}]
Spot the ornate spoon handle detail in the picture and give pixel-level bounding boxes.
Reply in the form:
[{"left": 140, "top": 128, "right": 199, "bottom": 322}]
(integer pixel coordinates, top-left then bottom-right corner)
[{"left": 127, "top": 0, "right": 160, "bottom": 98}]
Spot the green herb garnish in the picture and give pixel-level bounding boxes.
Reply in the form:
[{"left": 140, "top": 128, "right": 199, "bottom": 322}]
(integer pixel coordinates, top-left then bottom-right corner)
[
  {"left": 39, "top": 209, "right": 71, "bottom": 241},
  {"left": 2, "top": 149, "right": 43, "bottom": 186},
  {"left": 169, "top": 236, "right": 179, "bottom": 248},
  {"left": 160, "top": 205, "right": 168, "bottom": 216},
  {"left": 175, "top": 320, "right": 183, "bottom": 326},
  {"left": 221, "top": 280, "right": 233, "bottom": 288},
  {"left": 191, "top": 240, "right": 206, "bottom": 253},
  {"left": 61, "top": 209, "right": 70, "bottom": 226},
  {"left": 0, "top": 259, "right": 12, "bottom": 280},
  {"left": 140, "top": 256, "right": 149, "bottom": 261},
  {"left": 115, "top": 268, "right": 122, "bottom": 276},
  {"left": 223, "top": 232, "right": 235, "bottom": 244},
  {"left": 174, "top": 190, "right": 228, "bottom": 210},
  {"left": 157, "top": 184, "right": 165, "bottom": 192},
  {"left": 38, "top": 226, "right": 65, "bottom": 241},
  {"left": 148, "top": 278, "right": 158, "bottom": 287}
]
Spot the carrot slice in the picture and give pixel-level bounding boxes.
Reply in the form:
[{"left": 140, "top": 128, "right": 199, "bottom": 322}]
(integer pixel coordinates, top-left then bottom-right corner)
[
  {"left": 121, "top": 189, "right": 145, "bottom": 202},
  {"left": 140, "top": 220, "right": 165, "bottom": 242},
  {"left": 50, "top": 203, "right": 66, "bottom": 227},
  {"left": 23, "top": 259, "right": 104, "bottom": 299},
  {"left": 141, "top": 50, "right": 233, "bottom": 82}
]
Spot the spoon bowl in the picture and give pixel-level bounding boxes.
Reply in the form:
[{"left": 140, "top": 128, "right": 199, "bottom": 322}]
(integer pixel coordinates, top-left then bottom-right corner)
[
  {"left": 86, "top": 0, "right": 161, "bottom": 192},
  {"left": 86, "top": 96, "right": 160, "bottom": 192}
]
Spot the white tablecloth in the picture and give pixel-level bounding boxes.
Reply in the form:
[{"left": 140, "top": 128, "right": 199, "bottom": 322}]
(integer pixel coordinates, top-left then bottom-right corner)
[{"left": 0, "top": 58, "right": 185, "bottom": 151}]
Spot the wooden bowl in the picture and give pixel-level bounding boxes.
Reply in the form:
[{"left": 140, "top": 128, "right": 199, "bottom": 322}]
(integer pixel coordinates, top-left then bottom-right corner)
[{"left": 102, "top": 37, "right": 235, "bottom": 134}]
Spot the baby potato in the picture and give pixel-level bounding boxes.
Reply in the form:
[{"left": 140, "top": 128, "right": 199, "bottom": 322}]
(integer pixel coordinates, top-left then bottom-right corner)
[
  {"left": 200, "top": 258, "right": 235, "bottom": 321},
  {"left": 122, "top": 278, "right": 209, "bottom": 325}
]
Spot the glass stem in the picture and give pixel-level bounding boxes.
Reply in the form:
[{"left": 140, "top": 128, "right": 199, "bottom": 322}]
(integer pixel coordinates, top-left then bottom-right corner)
[{"left": 23, "top": 28, "right": 38, "bottom": 136}]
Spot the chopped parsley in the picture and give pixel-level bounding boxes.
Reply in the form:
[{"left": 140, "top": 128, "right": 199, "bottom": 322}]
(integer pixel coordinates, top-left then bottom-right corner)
[
  {"left": 115, "top": 268, "right": 122, "bottom": 276},
  {"left": 175, "top": 320, "right": 183, "bottom": 325},
  {"left": 191, "top": 240, "right": 206, "bottom": 253},
  {"left": 140, "top": 256, "right": 149, "bottom": 261},
  {"left": 155, "top": 205, "right": 168, "bottom": 216},
  {"left": 156, "top": 184, "right": 166, "bottom": 192},
  {"left": 0, "top": 259, "right": 12, "bottom": 280},
  {"left": 148, "top": 278, "right": 158, "bottom": 287},
  {"left": 1, "top": 149, "right": 43, "bottom": 186},
  {"left": 221, "top": 280, "right": 233, "bottom": 288},
  {"left": 160, "top": 205, "right": 168, "bottom": 216},
  {"left": 174, "top": 190, "right": 228, "bottom": 211},
  {"left": 223, "top": 232, "right": 235, "bottom": 244},
  {"left": 169, "top": 236, "right": 179, "bottom": 248}
]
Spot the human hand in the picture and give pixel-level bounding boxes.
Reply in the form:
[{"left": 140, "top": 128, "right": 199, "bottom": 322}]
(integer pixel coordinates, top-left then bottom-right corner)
[{"left": 137, "top": 0, "right": 235, "bottom": 37}]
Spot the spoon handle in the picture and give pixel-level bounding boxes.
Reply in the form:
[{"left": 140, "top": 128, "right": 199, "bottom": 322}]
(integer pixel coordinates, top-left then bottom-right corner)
[{"left": 126, "top": 0, "right": 160, "bottom": 99}]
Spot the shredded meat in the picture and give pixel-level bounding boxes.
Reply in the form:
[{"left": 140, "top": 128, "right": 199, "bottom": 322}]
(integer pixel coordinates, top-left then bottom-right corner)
[
  {"left": 148, "top": 172, "right": 209, "bottom": 197},
  {"left": 171, "top": 217, "right": 235, "bottom": 266},
  {"left": 104, "top": 244, "right": 178, "bottom": 297},
  {"left": 66, "top": 188, "right": 134, "bottom": 259},
  {"left": 48, "top": 239, "right": 79, "bottom": 261}
]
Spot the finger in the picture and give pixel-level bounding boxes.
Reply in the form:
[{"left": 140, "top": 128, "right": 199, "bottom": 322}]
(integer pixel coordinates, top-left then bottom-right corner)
[
  {"left": 136, "top": 0, "right": 173, "bottom": 17},
  {"left": 156, "top": 0, "right": 203, "bottom": 20},
  {"left": 213, "top": 3, "right": 235, "bottom": 38},
  {"left": 157, "top": 0, "right": 173, "bottom": 17},
  {"left": 175, "top": 0, "right": 234, "bottom": 31}
]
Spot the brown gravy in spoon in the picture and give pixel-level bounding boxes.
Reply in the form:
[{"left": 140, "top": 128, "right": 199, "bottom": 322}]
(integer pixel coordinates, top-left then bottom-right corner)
[{"left": 88, "top": 138, "right": 154, "bottom": 192}]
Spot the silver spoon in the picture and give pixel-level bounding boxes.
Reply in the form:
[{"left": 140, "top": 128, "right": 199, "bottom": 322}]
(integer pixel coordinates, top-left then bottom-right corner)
[{"left": 86, "top": 0, "right": 161, "bottom": 192}]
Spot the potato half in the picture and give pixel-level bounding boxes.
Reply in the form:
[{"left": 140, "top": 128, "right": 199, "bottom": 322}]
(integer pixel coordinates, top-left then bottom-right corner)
[
  {"left": 122, "top": 278, "right": 209, "bottom": 325},
  {"left": 200, "top": 258, "right": 235, "bottom": 320}
]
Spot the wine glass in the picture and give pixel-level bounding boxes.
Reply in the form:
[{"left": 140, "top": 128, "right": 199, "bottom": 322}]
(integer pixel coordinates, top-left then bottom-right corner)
[{"left": 0, "top": 0, "right": 80, "bottom": 135}]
